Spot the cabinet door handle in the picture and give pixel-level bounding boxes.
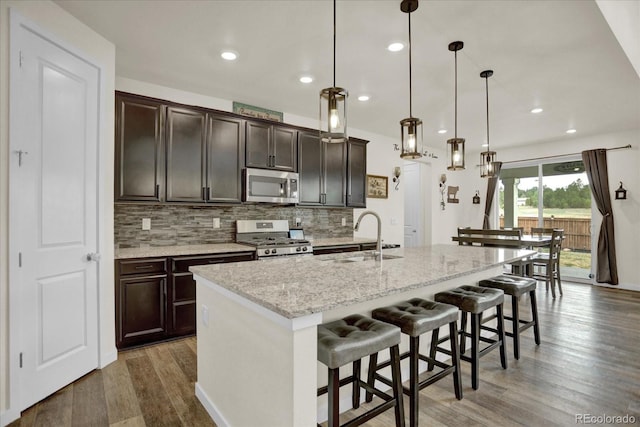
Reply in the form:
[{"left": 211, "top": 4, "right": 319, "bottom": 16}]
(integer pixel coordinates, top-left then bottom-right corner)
[
  {"left": 135, "top": 264, "right": 155, "bottom": 270},
  {"left": 202, "top": 187, "right": 206, "bottom": 200},
  {"left": 206, "top": 187, "right": 211, "bottom": 201},
  {"left": 155, "top": 184, "right": 160, "bottom": 199},
  {"left": 207, "top": 259, "right": 224, "bottom": 264}
]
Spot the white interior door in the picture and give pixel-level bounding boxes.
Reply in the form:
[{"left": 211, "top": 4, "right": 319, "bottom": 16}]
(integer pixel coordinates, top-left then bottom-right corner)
[
  {"left": 10, "top": 18, "right": 100, "bottom": 410},
  {"left": 403, "top": 162, "right": 424, "bottom": 247}
]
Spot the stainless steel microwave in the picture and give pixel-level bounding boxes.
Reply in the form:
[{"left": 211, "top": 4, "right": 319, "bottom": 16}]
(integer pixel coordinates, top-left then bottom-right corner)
[{"left": 243, "top": 168, "right": 299, "bottom": 204}]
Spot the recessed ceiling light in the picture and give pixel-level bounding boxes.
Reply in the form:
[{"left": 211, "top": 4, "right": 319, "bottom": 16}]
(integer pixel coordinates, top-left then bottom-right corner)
[
  {"left": 566, "top": 129, "right": 577, "bottom": 134},
  {"left": 531, "top": 107, "right": 543, "bottom": 114},
  {"left": 438, "top": 129, "right": 447, "bottom": 134},
  {"left": 299, "top": 76, "right": 313, "bottom": 84},
  {"left": 221, "top": 50, "right": 238, "bottom": 61},
  {"left": 358, "top": 95, "right": 370, "bottom": 101},
  {"left": 388, "top": 42, "right": 404, "bottom": 52}
]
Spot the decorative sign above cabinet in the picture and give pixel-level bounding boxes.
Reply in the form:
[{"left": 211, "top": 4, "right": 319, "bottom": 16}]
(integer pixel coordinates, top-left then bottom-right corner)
[{"left": 233, "top": 101, "right": 283, "bottom": 122}]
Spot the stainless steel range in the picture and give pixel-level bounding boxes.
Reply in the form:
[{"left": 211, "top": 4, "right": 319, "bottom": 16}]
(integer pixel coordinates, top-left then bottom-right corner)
[{"left": 236, "top": 220, "right": 313, "bottom": 258}]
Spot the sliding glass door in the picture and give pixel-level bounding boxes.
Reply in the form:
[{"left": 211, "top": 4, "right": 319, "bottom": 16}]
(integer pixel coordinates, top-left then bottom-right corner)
[{"left": 499, "top": 158, "right": 592, "bottom": 281}]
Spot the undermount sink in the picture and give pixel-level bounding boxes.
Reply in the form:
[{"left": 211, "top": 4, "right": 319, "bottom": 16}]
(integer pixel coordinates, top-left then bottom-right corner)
[{"left": 332, "top": 254, "right": 404, "bottom": 263}]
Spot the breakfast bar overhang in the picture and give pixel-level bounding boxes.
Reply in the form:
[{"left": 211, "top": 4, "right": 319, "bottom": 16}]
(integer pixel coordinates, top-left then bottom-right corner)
[{"left": 191, "top": 245, "right": 534, "bottom": 427}]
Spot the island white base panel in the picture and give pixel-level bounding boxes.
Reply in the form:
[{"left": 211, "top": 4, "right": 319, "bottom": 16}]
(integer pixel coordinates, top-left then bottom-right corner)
[{"left": 196, "top": 266, "right": 502, "bottom": 427}]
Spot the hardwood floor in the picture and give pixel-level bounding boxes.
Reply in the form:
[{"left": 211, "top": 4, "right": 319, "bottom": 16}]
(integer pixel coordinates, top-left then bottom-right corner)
[
  {"left": 9, "top": 337, "right": 214, "bottom": 427},
  {"left": 10, "top": 281, "right": 640, "bottom": 426}
]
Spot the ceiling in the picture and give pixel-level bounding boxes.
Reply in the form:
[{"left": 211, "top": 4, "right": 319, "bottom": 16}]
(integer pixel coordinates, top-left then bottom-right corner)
[{"left": 55, "top": 0, "right": 639, "bottom": 152}]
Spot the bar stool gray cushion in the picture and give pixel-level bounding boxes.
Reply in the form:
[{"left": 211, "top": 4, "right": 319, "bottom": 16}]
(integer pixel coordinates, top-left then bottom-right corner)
[
  {"left": 372, "top": 298, "right": 459, "bottom": 337},
  {"left": 479, "top": 275, "right": 536, "bottom": 297},
  {"left": 318, "top": 314, "right": 400, "bottom": 369},
  {"left": 434, "top": 285, "right": 504, "bottom": 314}
]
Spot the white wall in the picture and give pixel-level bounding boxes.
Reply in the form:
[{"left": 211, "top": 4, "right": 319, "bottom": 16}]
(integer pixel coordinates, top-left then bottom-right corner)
[
  {"left": 452, "top": 130, "right": 640, "bottom": 289},
  {"left": 0, "top": 1, "right": 115, "bottom": 421}
]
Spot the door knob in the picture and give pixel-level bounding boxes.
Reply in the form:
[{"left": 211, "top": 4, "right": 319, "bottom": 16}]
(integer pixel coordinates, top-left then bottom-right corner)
[{"left": 86, "top": 252, "right": 101, "bottom": 262}]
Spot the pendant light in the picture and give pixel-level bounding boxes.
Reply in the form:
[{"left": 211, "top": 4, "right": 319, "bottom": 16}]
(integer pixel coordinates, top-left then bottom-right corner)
[
  {"left": 319, "top": 0, "right": 347, "bottom": 143},
  {"left": 479, "top": 69, "right": 497, "bottom": 178},
  {"left": 447, "top": 41, "right": 465, "bottom": 170},
  {"left": 399, "top": 0, "right": 422, "bottom": 160}
]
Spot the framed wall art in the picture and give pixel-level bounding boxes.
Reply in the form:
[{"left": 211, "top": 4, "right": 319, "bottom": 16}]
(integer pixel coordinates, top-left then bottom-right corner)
[{"left": 367, "top": 174, "right": 388, "bottom": 199}]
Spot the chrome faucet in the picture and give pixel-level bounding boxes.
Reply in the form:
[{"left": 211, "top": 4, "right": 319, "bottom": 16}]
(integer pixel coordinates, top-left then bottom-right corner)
[{"left": 354, "top": 210, "right": 382, "bottom": 259}]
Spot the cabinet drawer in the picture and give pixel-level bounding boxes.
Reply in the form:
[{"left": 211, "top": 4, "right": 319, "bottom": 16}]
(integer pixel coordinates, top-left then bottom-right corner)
[
  {"left": 172, "top": 273, "right": 196, "bottom": 301},
  {"left": 119, "top": 258, "right": 167, "bottom": 276},
  {"left": 171, "top": 252, "right": 255, "bottom": 273}
]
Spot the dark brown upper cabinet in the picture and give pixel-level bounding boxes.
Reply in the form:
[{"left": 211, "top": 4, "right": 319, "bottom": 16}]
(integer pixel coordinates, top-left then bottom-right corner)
[
  {"left": 165, "top": 108, "right": 244, "bottom": 204},
  {"left": 347, "top": 139, "right": 368, "bottom": 207},
  {"left": 298, "top": 131, "right": 346, "bottom": 207},
  {"left": 165, "top": 106, "right": 208, "bottom": 202},
  {"left": 245, "top": 121, "right": 297, "bottom": 171},
  {"left": 207, "top": 114, "right": 244, "bottom": 203},
  {"left": 115, "top": 93, "right": 165, "bottom": 201}
]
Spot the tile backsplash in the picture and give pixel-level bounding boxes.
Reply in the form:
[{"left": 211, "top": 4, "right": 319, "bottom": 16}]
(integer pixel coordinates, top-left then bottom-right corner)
[{"left": 115, "top": 203, "right": 354, "bottom": 248}]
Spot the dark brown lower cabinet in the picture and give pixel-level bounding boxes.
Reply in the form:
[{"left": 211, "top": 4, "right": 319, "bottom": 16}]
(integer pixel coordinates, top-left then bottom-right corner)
[
  {"left": 116, "top": 258, "right": 168, "bottom": 349},
  {"left": 116, "top": 251, "right": 254, "bottom": 349}
]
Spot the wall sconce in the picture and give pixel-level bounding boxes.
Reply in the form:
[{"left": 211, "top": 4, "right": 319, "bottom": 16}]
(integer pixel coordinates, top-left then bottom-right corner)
[
  {"left": 473, "top": 190, "right": 481, "bottom": 204},
  {"left": 439, "top": 174, "right": 447, "bottom": 210},
  {"left": 393, "top": 167, "right": 401, "bottom": 190},
  {"left": 615, "top": 182, "right": 627, "bottom": 200}
]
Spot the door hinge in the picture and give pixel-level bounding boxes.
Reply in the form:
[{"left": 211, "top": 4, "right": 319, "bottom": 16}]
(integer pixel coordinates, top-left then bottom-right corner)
[
  {"left": 19, "top": 50, "right": 24, "bottom": 68},
  {"left": 18, "top": 252, "right": 22, "bottom": 267},
  {"left": 20, "top": 352, "right": 23, "bottom": 368}
]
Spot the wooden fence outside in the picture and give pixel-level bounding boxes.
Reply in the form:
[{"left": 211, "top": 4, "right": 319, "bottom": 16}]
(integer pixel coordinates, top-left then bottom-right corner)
[{"left": 499, "top": 217, "right": 591, "bottom": 252}]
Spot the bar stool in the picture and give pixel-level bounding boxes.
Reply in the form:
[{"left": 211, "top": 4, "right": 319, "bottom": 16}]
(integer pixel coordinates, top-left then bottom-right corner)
[
  {"left": 434, "top": 285, "right": 507, "bottom": 390},
  {"left": 479, "top": 275, "right": 540, "bottom": 359},
  {"left": 369, "top": 298, "right": 462, "bottom": 427},
  {"left": 317, "top": 314, "right": 405, "bottom": 427}
]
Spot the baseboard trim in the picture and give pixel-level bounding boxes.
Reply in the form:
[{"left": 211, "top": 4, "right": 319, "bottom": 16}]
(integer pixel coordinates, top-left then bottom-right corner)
[
  {"left": 99, "top": 348, "right": 118, "bottom": 369},
  {"left": 593, "top": 282, "right": 640, "bottom": 292},
  {"left": 1, "top": 408, "right": 20, "bottom": 427},
  {"left": 195, "top": 382, "right": 230, "bottom": 427}
]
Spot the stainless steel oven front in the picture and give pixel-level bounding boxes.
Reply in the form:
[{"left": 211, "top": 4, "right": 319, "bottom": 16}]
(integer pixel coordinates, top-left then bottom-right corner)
[{"left": 243, "top": 168, "right": 299, "bottom": 204}]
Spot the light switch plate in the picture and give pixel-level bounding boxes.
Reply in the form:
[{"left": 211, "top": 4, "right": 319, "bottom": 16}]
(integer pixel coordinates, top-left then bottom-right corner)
[
  {"left": 213, "top": 218, "right": 220, "bottom": 229},
  {"left": 341, "top": 217, "right": 346, "bottom": 226},
  {"left": 142, "top": 218, "right": 151, "bottom": 230}
]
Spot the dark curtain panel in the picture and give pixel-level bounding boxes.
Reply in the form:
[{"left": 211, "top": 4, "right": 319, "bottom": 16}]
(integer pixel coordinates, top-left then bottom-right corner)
[
  {"left": 482, "top": 161, "right": 503, "bottom": 229},
  {"left": 582, "top": 149, "right": 619, "bottom": 285}
]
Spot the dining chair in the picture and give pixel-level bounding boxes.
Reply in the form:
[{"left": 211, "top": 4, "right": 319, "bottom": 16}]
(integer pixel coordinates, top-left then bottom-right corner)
[{"left": 531, "top": 229, "right": 564, "bottom": 298}]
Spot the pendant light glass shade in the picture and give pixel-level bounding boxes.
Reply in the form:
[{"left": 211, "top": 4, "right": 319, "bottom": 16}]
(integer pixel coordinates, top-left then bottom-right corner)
[
  {"left": 480, "top": 69, "right": 497, "bottom": 178},
  {"left": 319, "top": 0, "right": 347, "bottom": 143},
  {"left": 320, "top": 87, "right": 347, "bottom": 143},
  {"left": 447, "top": 138, "right": 465, "bottom": 170},
  {"left": 447, "top": 41, "right": 465, "bottom": 170},
  {"left": 399, "top": 0, "right": 422, "bottom": 160},
  {"left": 400, "top": 117, "right": 423, "bottom": 159}
]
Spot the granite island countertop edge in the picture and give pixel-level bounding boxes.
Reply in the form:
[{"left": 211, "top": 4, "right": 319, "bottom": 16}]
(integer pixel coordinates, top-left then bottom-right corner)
[{"left": 191, "top": 245, "right": 536, "bottom": 320}]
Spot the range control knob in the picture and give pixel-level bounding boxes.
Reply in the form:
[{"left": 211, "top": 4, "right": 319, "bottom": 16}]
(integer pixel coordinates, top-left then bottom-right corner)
[
  {"left": 272, "top": 248, "right": 277, "bottom": 254},
  {"left": 264, "top": 249, "right": 270, "bottom": 255},
  {"left": 302, "top": 246, "right": 308, "bottom": 252},
  {"left": 296, "top": 246, "right": 302, "bottom": 252}
]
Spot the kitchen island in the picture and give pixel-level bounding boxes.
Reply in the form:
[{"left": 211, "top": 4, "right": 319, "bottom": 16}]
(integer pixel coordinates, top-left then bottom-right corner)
[{"left": 191, "top": 244, "right": 534, "bottom": 427}]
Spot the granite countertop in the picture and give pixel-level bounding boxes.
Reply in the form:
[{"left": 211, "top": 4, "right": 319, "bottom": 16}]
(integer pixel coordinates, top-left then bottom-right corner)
[
  {"left": 311, "top": 237, "right": 378, "bottom": 247},
  {"left": 115, "top": 243, "right": 256, "bottom": 259},
  {"left": 191, "top": 244, "right": 535, "bottom": 319}
]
